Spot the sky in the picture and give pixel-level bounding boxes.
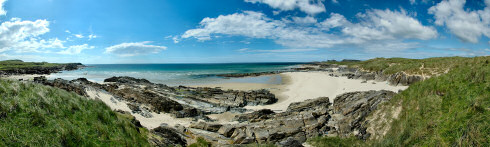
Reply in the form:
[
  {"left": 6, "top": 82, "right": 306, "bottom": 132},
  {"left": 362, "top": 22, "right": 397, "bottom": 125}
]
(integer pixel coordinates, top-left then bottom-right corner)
[{"left": 0, "top": 0, "right": 489, "bottom": 64}]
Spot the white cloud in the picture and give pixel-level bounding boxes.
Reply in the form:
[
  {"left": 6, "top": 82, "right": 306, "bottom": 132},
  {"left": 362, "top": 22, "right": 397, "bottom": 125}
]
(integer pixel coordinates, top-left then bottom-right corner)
[
  {"left": 343, "top": 9, "right": 438, "bottom": 40},
  {"left": 88, "top": 34, "right": 97, "bottom": 40},
  {"left": 57, "top": 44, "right": 94, "bottom": 55},
  {"left": 65, "top": 30, "right": 71, "bottom": 33},
  {"left": 74, "top": 34, "right": 84, "bottom": 38},
  {"left": 105, "top": 41, "right": 167, "bottom": 56},
  {"left": 181, "top": 11, "right": 282, "bottom": 41},
  {"left": 181, "top": 10, "right": 436, "bottom": 52},
  {"left": 332, "top": 0, "right": 339, "bottom": 4},
  {"left": 0, "top": 0, "right": 6, "bottom": 16},
  {"left": 292, "top": 16, "right": 317, "bottom": 24},
  {"left": 319, "top": 13, "right": 349, "bottom": 29},
  {"left": 429, "top": 0, "right": 490, "bottom": 43},
  {"left": 244, "top": 0, "right": 326, "bottom": 15},
  {"left": 0, "top": 18, "right": 66, "bottom": 53},
  {"left": 238, "top": 48, "right": 318, "bottom": 53}
]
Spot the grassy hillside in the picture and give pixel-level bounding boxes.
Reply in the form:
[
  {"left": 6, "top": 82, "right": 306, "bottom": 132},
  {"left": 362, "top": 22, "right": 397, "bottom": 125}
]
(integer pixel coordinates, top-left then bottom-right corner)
[
  {"left": 0, "top": 79, "right": 150, "bottom": 146},
  {"left": 309, "top": 56, "right": 489, "bottom": 146},
  {"left": 320, "top": 56, "right": 479, "bottom": 75},
  {"left": 0, "top": 60, "right": 72, "bottom": 71}
]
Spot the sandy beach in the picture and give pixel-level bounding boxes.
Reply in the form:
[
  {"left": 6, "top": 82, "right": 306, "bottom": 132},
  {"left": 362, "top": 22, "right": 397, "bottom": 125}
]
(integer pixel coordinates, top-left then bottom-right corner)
[{"left": 196, "top": 71, "right": 408, "bottom": 112}]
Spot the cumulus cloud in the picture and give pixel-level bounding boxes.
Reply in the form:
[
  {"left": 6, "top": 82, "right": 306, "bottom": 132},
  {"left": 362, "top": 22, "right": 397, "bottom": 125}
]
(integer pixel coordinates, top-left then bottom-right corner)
[
  {"left": 105, "top": 41, "right": 167, "bottom": 56},
  {"left": 181, "top": 11, "right": 282, "bottom": 41},
  {"left": 0, "top": 0, "right": 6, "bottom": 16},
  {"left": 429, "top": 0, "right": 490, "bottom": 43},
  {"left": 180, "top": 9, "right": 436, "bottom": 52},
  {"left": 339, "top": 9, "right": 438, "bottom": 41},
  {"left": 0, "top": 18, "right": 67, "bottom": 53},
  {"left": 244, "top": 0, "right": 326, "bottom": 15},
  {"left": 292, "top": 16, "right": 317, "bottom": 24},
  {"left": 58, "top": 44, "right": 94, "bottom": 55}
]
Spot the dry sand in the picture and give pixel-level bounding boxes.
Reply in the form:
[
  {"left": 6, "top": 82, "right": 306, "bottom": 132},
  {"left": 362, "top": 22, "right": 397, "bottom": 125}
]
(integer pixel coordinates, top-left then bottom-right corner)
[
  {"left": 197, "top": 71, "right": 408, "bottom": 112},
  {"left": 85, "top": 87, "right": 193, "bottom": 129}
]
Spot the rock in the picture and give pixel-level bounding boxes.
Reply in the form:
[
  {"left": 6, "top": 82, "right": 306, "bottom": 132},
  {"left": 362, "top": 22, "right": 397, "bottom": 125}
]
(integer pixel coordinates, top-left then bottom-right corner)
[
  {"left": 361, "top": 81, "right": 367, "bottom": 83},
  {"left": 233, "top": 109, "right": 275, "bottom": 122},
  {"left": 190, "top": 122, "right": 223, "bottom": 132},
  {"left": 276, "top": 137, "right": 304, "bottom": 147},
  {"left": 216, "top": 97, "right": 332, "bottom": 144},
  {"left": 332, "top": 90, "right": 396, "bottom": 139},
  {"left": 149, "top": 126, "right": 187, "bottom": 146},
  {"left": 104, "top": 76, "right": 151, "bottom": 84},
  {"left": 387, "top": 72, "right": 423, "bottom": 86},
  {"left": 218, "top": 125, "right": 236, "bottom": 137}
]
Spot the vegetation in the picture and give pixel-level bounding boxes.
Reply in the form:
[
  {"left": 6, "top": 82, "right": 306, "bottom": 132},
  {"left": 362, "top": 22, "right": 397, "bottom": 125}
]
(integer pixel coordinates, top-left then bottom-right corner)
[
  {"left": 321, "top": 56, "right": 480, "bottom": 75},
  {"left": 0, "top": 60, "right": 66, "bottom": 70},
  {"left": 0, "top": 79, "right": 150, "bottom": 146},
  {"left": 188, "top": 137, "right": 211, "bottom": 147},
  {"left": 309, "top": 56, "right": 490, "bottom": 146}
]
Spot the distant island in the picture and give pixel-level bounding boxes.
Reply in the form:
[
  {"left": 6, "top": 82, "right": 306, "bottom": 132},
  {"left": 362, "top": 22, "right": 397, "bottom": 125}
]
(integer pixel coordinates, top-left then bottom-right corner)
[{"left": 0, "top": 56, "right": 488, "bottom": 146}]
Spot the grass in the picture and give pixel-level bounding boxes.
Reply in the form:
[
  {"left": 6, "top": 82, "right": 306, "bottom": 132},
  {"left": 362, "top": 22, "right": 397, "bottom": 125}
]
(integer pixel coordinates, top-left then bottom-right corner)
[
  {"left": 321, "top": 56, "right": 482, "bottom": 75},
  {"left": 0, "top": 60, "right": 67, "bottom": 71},
  {"left": 188, "top": 137, "right": 211, "bottom": 147},
  {"left": 0, "top": 79, "right": 150, "bottom": 146},
  {"left": 309, "top": 56, "right": 489, "bottom": 146}
]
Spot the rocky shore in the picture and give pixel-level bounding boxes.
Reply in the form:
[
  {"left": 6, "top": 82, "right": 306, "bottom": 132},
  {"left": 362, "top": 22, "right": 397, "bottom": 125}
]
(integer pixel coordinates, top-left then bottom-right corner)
[
  {"left": 9, "top": 60, "right": 413, "bottom": 146},
  {"left": 30, "top": 73, "right": 404, "bottom": 146},
  {"left": 0, "top": 63, "right": 84, "bottom": 76},
  {"left": 217, "top": 63, "right": 424, "bottom": 86}
]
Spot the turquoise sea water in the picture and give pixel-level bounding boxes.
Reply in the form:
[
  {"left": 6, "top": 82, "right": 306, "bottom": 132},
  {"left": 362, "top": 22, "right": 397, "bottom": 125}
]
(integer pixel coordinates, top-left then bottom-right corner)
[{"left": 49, "top": 63, "right": 303, "bottom": 86}]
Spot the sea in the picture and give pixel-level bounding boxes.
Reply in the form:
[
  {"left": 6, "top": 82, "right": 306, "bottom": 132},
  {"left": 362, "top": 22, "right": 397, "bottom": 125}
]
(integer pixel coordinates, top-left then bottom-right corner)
[{"left": 49, "top": 63, "right": 304, "bottom": 86}]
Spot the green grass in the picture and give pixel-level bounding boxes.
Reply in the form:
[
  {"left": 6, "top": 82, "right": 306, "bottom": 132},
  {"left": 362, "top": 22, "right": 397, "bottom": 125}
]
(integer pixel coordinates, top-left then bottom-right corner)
[
  {"left": 0, "top": 79, "right": 150, "bottom": 146},
  {"left": 188, "top": 137, "right": 211, "bottom": 147},
  {"left": 309, "top": 56, "right": 489, "bottom": 146},
  {"left": 0, "top": 60, "right": 66, "bottom": 70},
  {"left": 321, "top": 56, "right": 482, "bottom": 75}
]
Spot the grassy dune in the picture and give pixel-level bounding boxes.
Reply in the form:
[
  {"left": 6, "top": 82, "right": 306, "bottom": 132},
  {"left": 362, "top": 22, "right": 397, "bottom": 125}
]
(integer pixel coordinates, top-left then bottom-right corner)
[
  {"left": 0, "top": 79, "right": 150, "bottom": 146},
  {"left": 321, "top": 56, "right": 481, "bottom": 75},
  {"left": 0, "top": 60, "right": 63, "bottom": 70},
  {"left": 309, "top": 56, "right": 489, "bottom": 146}
]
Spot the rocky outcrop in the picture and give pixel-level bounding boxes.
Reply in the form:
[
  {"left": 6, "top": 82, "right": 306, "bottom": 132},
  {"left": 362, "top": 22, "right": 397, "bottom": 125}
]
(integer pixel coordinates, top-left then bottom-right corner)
[
  {"left": 233, "top": 109, "right": 275, "bottom": 123},
  {"left": 104, "top": 76, "right": 151, "bottom": 84},
  {"left": 216, "top": 71, "right": 280, "bottom": 78},
  {"left": 149, "top": 126, "right": 187, "bottom": 146},
  {"left": 188, "top": 90, "right": 397, "bottom": 145},
  {"left": 35, "top": 76, "right": 277, "bottom": 120},
  {"left": 198, "top": 97, "right": 333, "bottom": 145},
  {"left": 331, "top": 90, "right": 397, "bottom": 139},
  {"left": 0, "top": 63, "right": 84, "bottom": 76}
]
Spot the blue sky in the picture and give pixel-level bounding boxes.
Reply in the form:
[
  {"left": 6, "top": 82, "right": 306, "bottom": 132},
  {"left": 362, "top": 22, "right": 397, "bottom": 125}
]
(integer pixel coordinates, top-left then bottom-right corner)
[{"left": 0, "top": 0, "right": 488, "bottom": 64}]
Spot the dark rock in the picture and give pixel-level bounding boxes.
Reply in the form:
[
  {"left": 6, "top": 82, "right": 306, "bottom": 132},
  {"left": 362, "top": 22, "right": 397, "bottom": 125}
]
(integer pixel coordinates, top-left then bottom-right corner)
[
  {"left": 149, "top": 126, "right": 187, "bottom": 146},
  {"left": 276, "top": 137, "right": 304, "bottom": 147},
  {"left": 332, "top": 90, "right": 396, "bottom": 139},
  {"left": 233, "top": 109, "right": 275, "bottom": 122},
  {"left": 104, "top": 76, "right": 151, "bottom": 84}
]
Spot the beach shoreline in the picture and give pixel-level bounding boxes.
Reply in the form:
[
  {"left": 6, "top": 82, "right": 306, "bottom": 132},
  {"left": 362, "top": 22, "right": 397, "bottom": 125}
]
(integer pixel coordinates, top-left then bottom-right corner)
[{"left": 194, "top": 71, "right": 408, "bottom": 112}]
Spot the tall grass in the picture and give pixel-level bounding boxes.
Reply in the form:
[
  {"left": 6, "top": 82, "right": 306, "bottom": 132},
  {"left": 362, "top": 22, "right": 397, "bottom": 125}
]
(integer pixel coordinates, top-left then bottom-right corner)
[{"left": 0, "top": 79, "right": 150, "bottom": 146}]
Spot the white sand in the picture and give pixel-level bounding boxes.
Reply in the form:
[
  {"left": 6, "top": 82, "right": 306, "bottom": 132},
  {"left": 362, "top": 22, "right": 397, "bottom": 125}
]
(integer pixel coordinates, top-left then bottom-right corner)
[
  {"left": 200, "top": 71, "right": 408, "bottom": 112},
  {"left": 85, "top": 87, "right": 193, "bottom": 129}
]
